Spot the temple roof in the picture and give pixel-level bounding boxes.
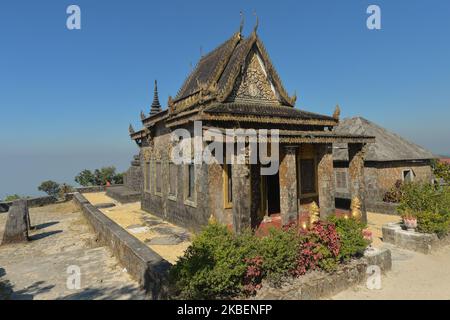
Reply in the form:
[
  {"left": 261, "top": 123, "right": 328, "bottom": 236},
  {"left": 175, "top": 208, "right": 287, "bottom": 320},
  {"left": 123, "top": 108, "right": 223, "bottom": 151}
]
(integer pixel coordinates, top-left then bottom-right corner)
[
  {"left": 170, "top": 30, "right": 299, "bottom": 115},
  {"left": 333, "top": 117, "right": 436, "bottom": 162}
]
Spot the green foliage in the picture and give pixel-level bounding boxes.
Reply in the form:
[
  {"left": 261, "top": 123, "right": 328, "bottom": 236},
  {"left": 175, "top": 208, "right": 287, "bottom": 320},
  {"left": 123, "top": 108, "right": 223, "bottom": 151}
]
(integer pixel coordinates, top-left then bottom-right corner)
[
  {"left": 383, "top": 180, "right": 404, "bottom": 203},
  {"left": 3, "top": 194, "right": 21, "bottom": 202},
  {"left": 58, "top": 184, "right": 75, "bottom": 199},
  {"left": 258, "top": 227, "right": 299, "bottom": 283},
  {"left": 328, "top": 216, "right": 369, "bottom": 262},
  {"left": 432, "top": 160, "right": 450, "bottom": 185},
  {"left": 75, "top": 169, "right": 95, "bottom": 186},
  {"left": 38, "top": 180, "right": 60, "bottom": 198},
  {"left": 397, "top": 183, "right": 450, "bottom": 236},
  {"left": 415, "top": 211, "right": 450, "bottom": 237},
  {"left": 169, "top": 223, "right": 259, "bottom": 299},
  {"left": 75, "top": 167, "right": 124, "bottom": 186}
]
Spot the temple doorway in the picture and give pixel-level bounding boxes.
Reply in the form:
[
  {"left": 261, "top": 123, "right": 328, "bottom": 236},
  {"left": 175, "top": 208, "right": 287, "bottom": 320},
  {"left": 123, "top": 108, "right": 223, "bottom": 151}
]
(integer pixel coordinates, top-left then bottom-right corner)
[{"left": 263, "top": 172, "right": 280, "bottom": 216}]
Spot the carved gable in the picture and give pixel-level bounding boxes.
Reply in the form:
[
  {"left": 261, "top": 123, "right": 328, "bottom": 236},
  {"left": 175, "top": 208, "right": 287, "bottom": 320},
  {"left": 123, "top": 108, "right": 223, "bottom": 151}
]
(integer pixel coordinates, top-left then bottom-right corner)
[{"left": 227, "top": 48, "right": 280, "bottom": 104}]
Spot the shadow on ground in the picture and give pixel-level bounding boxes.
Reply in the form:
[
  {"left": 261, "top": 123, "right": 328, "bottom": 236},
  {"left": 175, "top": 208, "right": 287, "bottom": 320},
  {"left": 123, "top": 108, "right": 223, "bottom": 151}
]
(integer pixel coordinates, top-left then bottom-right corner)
[
  {"left": 0, "top": 267, "right": 55, "bottom": 300},
  {"left": 58, "top": 284, "right": 145, "bottom": 300}
]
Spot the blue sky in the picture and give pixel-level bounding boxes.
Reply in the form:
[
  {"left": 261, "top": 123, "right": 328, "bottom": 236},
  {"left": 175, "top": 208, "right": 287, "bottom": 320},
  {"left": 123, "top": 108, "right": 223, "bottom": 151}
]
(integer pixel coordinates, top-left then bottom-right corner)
[{"left": 1, "top": 0, "right": 449, "bottom": 198}]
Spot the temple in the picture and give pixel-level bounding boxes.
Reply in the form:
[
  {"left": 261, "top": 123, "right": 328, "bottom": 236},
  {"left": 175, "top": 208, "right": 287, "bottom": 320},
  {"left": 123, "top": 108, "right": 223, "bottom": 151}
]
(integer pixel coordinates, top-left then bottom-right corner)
[{"left": 129, "top": 26, "right": 374, "bottom": 232}]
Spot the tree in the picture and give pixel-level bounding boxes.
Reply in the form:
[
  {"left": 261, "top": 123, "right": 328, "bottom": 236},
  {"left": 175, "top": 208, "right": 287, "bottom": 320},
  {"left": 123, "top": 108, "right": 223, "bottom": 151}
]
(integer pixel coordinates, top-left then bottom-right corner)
[
  {"left": 38, "top": 180, "right": 61, "bottom": 198},
  {"left": 432, "top": 160, "right": 450, "bottom": 185},
  {"left": 75, "top": 169, "right": 95, "bottom": 186},
  {"left": 94, "top": 167, "right": 117, "bottom": 185},
  {"left": 112, "top": 172, "right": 124, "bottom": 184},
  {"left": 3, "top": 194, "right": 21, "bottom": 202}
]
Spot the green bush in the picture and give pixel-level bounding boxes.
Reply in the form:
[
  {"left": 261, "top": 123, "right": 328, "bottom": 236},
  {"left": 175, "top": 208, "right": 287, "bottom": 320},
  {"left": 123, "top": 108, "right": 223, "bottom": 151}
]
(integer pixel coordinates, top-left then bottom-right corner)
[
  {"left": 169, "top": 223, "right": 258, "bottom": 299},
  {"left": 3, "top": 194, "right": 21, "bottom": 202},
  {"left": 415, "top": 211, "right": 450, "bottom": 237},
  {"left": 259, "top": 227, "right": 299, "bottom": 284},
  {"left": 328, "top": 216, "right": 369, "bottom": 262},
  {"left": 397, "top": 183, "right": 450, "bottom": 237}
]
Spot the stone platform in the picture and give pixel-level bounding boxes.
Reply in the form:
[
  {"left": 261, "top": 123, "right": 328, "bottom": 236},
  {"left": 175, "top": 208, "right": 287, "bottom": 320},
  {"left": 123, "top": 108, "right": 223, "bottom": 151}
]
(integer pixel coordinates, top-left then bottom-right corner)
[
  {"left": 382, "top": 222, "right": 450, "bottom": 254},
  {"left": 105, "top": 186, "right": 140, "bottom": 204}
]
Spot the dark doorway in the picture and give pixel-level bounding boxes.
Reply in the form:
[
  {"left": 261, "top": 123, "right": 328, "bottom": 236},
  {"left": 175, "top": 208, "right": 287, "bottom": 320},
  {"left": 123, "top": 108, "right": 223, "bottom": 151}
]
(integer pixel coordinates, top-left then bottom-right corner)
[{"left": 266, "top": 172, "right": 280, "bottom": 215}]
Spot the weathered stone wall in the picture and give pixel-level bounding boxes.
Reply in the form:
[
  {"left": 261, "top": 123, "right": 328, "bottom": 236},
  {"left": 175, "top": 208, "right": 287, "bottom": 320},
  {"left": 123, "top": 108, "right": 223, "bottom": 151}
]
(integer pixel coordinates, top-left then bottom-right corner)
[
  {"left": 0, "top": 196, "right": 57, "bottom": 213},
  {"left": 140, "top": 122, "right": 210, "bottom": 232},
  {"left": 254, "top": 248, "right": 392, "bottom": 300},
  {"left": 73, "top": 193, "right": 171, "bottom": 298},
  {"left": 382, "top": 223, "right": 450, "bottom": 254},
  {"left": 124, "top": 155, "right": 143, "bottom": 192},
  {"left": 334, "top": 160, "right": 433, "bottom": 213}
]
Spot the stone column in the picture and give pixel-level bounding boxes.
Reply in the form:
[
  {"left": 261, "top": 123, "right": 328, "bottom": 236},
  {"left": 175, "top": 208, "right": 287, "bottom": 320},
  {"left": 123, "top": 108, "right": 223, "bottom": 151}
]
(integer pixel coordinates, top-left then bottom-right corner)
[
  {"left": 316, "top": 144, "right": 336, "bottom": 219},
  {"left": 232, "top": 149, "right": 251, "bottom": 234},
  {"left": 279, "top": 146, "right": 298, "bottom": 225},
  {"left": 348, "top": 143, "right": 367, "bottom": 224}
]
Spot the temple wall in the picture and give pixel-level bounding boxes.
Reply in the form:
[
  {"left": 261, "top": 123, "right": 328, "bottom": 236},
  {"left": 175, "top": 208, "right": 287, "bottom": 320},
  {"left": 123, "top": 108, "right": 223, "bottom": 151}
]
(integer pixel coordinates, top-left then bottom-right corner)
[
  {"left": 334, "top": 160, "right": 433, "bottom": 206},
  {"left": 140, "top": 123, "right": 211, "bottom": 232}
]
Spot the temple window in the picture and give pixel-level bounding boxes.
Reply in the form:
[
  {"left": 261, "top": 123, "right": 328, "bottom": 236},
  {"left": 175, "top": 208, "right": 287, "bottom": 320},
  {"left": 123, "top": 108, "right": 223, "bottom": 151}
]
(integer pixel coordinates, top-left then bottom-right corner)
[
  {"left": 300, "top": 159, "right": 317, "bottom": 195},
  {"left": 169, "top": 162, "right": 177, "bottom": 199},
  {"left": 144, "top": 161, "right": 151, "bottom": 193},
  {"left": 223, "top": 163, "right": 233, "bottom": 208},
  {"left": 155, "top": 161, "right": 162, "bottom": 195},
  {"left": 335, "top": 170, "right": 348, "bottom": 190}
]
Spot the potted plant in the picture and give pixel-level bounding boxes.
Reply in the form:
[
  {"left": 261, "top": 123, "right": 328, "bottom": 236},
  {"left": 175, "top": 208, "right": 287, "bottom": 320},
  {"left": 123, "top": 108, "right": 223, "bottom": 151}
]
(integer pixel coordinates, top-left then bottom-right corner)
[{"left": 402, "top": 212, "right": 418, "bottom": 232}]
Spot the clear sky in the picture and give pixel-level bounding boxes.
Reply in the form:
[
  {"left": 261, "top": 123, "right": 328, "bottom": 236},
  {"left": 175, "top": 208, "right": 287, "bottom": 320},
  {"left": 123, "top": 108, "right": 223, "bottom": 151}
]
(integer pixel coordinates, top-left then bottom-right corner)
[{"left": 1, "top": 0, "right": 449, "bottom": 198}]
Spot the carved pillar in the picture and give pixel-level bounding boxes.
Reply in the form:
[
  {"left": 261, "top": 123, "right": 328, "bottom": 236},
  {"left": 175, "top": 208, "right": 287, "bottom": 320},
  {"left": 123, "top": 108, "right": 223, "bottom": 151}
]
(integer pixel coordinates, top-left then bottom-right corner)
[
  {"left": 317, "top": 144, "right": 335, "bottom": 219},
  {"left": 348, "top": 143, "right": 367, "bottom": 224},
  {"left": 279, "top": 146, "right": 298, "bottom": 225},
  {"left": 232, "top": 148, "right": 251, "bottom": 234}
]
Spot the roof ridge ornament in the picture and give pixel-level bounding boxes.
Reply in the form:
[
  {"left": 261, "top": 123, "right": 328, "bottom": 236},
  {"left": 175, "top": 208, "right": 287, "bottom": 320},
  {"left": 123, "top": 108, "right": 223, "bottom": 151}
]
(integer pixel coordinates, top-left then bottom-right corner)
[
  {"left": 333, "top": 104, "right": 341, "bottom": 120},
  {"left": 140, "top": 110, "right": 146, "bottom": 120},
  {"left": 129, "top": 124, "right": 135, "bottom": 135},
  {"left": 239, "top": 11, "right": 244, "bottom": 36},
  {"left": 253, "top": 10, "right": 259, "bottom": 33}
]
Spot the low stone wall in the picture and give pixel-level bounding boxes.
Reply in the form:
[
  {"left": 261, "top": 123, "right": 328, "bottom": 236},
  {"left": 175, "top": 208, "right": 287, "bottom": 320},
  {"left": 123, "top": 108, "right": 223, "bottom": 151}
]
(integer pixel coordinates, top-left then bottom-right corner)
[
  {"left": 382, "top": 223, "right": 450, "bottom": 254},
  {"left": 106, "top": 186, "right": 141, "bottom": 204},
  {"left": 254, "top": 248, "right": 392, "bottom": 300},
  {"left": 72, "top": 192, "right": 171, "bottom": 299},
  {"left": 367, "top": 201, "right": 399, "bottom": 215},
  {"left": 0, "top": 196, "right": 57, "bottom": 213}
]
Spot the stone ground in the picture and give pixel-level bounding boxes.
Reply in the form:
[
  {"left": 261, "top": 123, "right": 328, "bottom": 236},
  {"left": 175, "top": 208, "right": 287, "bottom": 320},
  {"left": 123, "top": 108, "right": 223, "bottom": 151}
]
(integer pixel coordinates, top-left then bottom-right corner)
[
  {"left": 83, "top": 192, "right": 191, "bottom": 264},
  {"left": 332, "top": 244, "right": 450, "bottom": 300},
  {"left": 0, "top": 202, "right": 145, "bottom": 300}
]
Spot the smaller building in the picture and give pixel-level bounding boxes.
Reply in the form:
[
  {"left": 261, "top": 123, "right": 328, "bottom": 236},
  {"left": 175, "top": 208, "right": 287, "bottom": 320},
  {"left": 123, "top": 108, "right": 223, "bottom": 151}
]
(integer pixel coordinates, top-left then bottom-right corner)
[{"left": 333, "top": 117, "right": 435, "bottom": 213}]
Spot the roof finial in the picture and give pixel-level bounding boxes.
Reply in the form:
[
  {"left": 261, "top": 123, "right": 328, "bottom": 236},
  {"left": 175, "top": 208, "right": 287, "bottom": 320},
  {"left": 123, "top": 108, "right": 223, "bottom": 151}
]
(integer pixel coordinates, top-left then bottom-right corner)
[
  {"left": 239, "top": 11, "right": 244, "bottom": 35},
  {"left": 253, "top": 10, "right": 259, "bottom": 33},
  {"left": 150, "top": 80, "right": 162, "bottom": 115},
  {"left": 333, "top": 104, "right": 341, "bottom": 120},
  {"left": 129, "top": 124, "right": 135, "bottom": 135}
]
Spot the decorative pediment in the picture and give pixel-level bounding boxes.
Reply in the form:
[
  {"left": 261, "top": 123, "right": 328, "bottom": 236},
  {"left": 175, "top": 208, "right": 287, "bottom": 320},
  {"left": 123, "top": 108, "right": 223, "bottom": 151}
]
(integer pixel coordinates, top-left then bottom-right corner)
[{"left": 226, "top": 48, "right": 280, "bottom": 104}]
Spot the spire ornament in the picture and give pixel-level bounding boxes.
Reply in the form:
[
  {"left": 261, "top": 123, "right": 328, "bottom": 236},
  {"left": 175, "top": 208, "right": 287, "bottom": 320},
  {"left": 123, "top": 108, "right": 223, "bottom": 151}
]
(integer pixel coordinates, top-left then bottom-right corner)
[
  {"left": 239, "top": 11, "right": 244, "bottom": 35},
  {"left": 253, "top": 10, "right": 259, "bottom": 33},
  {"left": 150, "top": 80, "right": 162, "bottom": 115},
  {"left": 333, "top": 104, "right": 341, "bottom": 120}
]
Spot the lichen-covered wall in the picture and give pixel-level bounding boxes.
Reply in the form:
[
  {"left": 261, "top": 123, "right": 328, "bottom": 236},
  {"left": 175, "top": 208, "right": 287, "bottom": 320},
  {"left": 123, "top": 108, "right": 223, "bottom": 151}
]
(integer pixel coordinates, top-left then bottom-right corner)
[
  {"left": 140, "top": 122, "right": 210, "bottom": 232},
  {"left": 334, "top": 160, "right": 433, "bottom": 203}
]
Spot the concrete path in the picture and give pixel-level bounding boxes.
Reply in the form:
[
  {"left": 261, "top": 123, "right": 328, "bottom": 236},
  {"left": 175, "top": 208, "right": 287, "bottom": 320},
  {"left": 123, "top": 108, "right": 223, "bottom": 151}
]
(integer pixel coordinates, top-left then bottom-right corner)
[
  {"left": 332, "top": 244, "right": 450, "bottom": 299},
  {"left": 0, "top": 202, "right": 145, "bottom": 300}
]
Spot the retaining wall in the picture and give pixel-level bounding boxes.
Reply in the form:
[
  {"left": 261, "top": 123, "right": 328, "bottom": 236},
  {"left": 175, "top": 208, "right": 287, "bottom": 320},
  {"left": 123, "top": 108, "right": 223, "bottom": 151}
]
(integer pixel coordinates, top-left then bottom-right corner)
[
  {"left": 382, "top": 222, "right": 450, "bottom": 254},
  {"left": 72, "top": 192, "right": 171, "bottom": 299}
]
